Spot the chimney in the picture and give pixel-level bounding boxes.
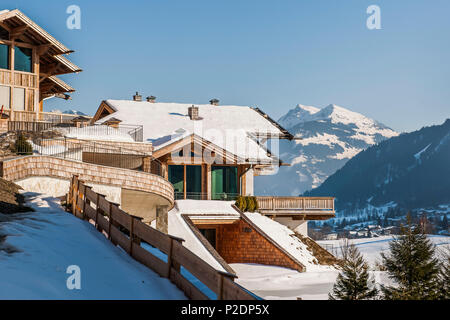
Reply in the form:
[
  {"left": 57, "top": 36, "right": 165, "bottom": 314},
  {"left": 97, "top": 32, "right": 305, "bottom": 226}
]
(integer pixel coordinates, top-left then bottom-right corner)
[
  {"left": 146, "top": 96, "right": 156, "bottom": 103},
  {"left": 188, "top": 105, "right": 199, "bottom": 120},
  {"left": 133, "top": 92, "right": 142, "bottom": 101},
  {"left": 209, "top": 98, "right": 219, "bottom": 106}
]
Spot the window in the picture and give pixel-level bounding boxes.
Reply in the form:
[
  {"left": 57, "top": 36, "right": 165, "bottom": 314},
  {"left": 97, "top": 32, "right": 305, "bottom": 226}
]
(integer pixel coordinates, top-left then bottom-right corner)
[
  {"left": 168, "top": 165, "right": 184, "bottom": 199},
  {"left": 186, "top": 165, "right": 202, "bottom": 200},
  {"left": 0, "top": 85, "right": 10, "bottom": 109},
  {"left": 14, "top": 46, "right": 32, "bottom": 73},
  {"left": 0, "top": 44, "right": 9, "bottom": 70},
  {"left": 13, "top": 88, "right": 25, "bottom": 111},
  {"left": 199, "top": 228, "right": 217, "bottom": 249},
  {"left": 211, "top": 166, "right": 238, "bottom": 200}
]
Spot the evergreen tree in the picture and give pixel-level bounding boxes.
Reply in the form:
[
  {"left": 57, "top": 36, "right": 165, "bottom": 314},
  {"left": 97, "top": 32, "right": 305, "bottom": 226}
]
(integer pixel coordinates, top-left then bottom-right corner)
[
  {"left": 437, "top": 248, "right": 450, "bottom": 300},
  {"left": 380, "top": 215, "right": 440, "bottom": 300},
  {"left": 329, "top": 241, "right": 378, "bottom": 300}
]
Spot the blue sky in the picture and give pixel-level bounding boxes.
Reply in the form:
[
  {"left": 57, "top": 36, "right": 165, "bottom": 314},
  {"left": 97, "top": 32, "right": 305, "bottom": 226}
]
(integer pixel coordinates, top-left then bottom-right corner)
[{"left": 3, "top": 0, "right": 449, "bottom": 132}]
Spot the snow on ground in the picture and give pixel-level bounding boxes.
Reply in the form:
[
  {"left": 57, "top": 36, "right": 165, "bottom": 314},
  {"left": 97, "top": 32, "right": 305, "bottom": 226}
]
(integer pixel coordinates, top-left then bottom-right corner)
[
  {"left": 231, "top": 263, "right": 339, "bottom": 300},
  {"left": 233, "top": 235, "right": 450, "bottom": 300},
  {"left": 168, "top": 200, "right": 229, "bottom": 272},
  {"left": 318, "top": 235, "right": 450, "bottom": 266},
  {"left": 0, "top": 192, "right": 186, "bottom": 300}
]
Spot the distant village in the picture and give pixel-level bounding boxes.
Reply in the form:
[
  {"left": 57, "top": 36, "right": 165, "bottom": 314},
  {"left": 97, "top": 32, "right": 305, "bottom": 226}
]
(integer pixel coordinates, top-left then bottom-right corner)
[{"left": 310, "top": 207, "right": 449, "bottom": 240}]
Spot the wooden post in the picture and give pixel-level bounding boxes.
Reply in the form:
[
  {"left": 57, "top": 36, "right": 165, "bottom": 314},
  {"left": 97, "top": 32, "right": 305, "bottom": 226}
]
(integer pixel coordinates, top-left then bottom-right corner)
[
  {"left": 129, "top": 215, "right": 135, "bottom": 255},
  {"left": 95, "top": 194, "right": 100, "bottom": 230},
  {"left": 81, "top": 183, "right": 86, "bottom": 220},
  {"left": 217, "top": 271, "right": 237, "bottom": 300},
  {"left": 166, "top": 237, "right": 174, "bottom": 279},
  {"left": 108, "top": 202, "right": 112, "bottom": 240},
  {"left": 218, "top": 273, "right": 224, "bottom": 300}
]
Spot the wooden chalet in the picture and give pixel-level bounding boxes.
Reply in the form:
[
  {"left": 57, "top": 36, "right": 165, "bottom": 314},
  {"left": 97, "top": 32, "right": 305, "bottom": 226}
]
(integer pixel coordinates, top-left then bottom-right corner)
[{"left": 0, "top": 9, "right": 81, "bottom": 123}]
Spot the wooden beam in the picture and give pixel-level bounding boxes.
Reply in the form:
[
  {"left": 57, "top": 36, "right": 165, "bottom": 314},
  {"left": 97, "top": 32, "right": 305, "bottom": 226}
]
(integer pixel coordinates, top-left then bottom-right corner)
[
  {"left": 10, "top": 25, "right": 29, "bottom": 39},
  {"left": 36, "top": 43, "right": 52, "bottom": 56}
]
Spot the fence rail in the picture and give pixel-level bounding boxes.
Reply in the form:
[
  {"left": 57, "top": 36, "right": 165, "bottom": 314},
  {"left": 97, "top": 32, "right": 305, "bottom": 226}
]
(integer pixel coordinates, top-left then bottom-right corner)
[
  {"left": 68, "top": 175, "right": 257, "bottom": 300},
  {"left": 256, "top": 196, "right": 335, "bottom": 213}
]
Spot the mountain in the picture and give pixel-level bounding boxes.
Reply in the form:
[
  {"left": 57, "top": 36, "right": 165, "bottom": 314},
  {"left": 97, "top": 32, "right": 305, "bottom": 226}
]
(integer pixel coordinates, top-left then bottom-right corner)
[
  {"left": 304, "top": 119, "right": 450, "bottom": 213},
  {"left": 62, "top": 110, "right": 87, "bottom": 116},
  {"left": 254, "top": 104, "right": 398, "bottom": 196},
  {"left": 49, "top": 109, "right": 87, "bottom": 116}
]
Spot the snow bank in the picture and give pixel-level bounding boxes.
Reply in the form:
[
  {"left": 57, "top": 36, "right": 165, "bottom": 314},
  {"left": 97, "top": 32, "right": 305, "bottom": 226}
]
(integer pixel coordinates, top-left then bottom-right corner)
[
  {"left": 0, "top": 193, "right": 185, "bottom": 299},
  {"left": 16, "top": 177, "right": 121, "bottom": 204},
  {"left": 168, "top": 201, "right": 231, "bottom": 272},
  {"left": 243, "top": 212, "right": 336, "bottom": 271},
  {"left": 231, "top": 263, "right": 339, "bottom": 300}
]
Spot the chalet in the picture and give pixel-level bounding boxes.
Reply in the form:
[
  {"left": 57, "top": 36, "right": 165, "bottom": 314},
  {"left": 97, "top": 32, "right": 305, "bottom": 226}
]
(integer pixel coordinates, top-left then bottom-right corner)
[
  {"left": 0, "top": 9, "right": 80, "bottom": 130},
  {"left": 0, "top": 9, "right": 337, "bottom": 274},
  {"left": 84, "top": 95, "right": 336, "bottom": 272}
]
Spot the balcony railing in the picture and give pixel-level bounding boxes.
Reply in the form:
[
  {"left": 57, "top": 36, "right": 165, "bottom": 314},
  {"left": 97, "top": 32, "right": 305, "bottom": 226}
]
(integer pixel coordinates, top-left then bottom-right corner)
[
  {"left": 3, "top": 110, "right": 88, "bottom": 123},
  {"left": 174, "top": 192, "right": 240, "bottom": 201},
  {"left": 255, "top": 196, "right": 335, "bottom": 219}
]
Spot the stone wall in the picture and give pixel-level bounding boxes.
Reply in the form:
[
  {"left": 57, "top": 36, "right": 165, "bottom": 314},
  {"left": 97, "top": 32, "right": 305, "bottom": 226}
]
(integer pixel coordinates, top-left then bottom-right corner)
[
  {"left": 0, "top": 156, "right": 174, "bottom": 205},
  {"left": 0, "top": 119, "right": 8, "bottom": 135}
]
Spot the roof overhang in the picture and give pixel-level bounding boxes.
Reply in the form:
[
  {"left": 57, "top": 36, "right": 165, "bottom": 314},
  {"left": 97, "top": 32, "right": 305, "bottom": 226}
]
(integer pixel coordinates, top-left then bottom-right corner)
[
  {"left": 0, "top": 9, "right": 71, "bottom": 54},
  {"left": 40, "top": 76, "right": 75, "bottom": 96}
]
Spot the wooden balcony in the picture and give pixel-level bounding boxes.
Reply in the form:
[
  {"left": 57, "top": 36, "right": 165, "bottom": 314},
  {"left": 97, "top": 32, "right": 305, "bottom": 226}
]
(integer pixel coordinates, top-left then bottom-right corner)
[
  {"left": 255, "top": 196, "right": 335, "bottom": 220},
  {"left": 3, "top": 110, "right": 91, "bottom": 122}
]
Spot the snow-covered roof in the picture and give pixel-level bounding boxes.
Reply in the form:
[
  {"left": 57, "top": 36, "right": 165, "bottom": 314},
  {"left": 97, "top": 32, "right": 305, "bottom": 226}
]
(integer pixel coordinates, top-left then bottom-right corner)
[{"left": 97, "top": 100, "right": 289, "bottom": 163}]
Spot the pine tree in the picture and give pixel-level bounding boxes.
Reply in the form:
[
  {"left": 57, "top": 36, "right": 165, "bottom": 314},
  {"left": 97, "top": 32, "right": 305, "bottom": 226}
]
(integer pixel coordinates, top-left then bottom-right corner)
[
  {"left": 380, "top": 215, "right": 440, "bottom": 300},
  {"left": 329, "top": 241, "right": 378, "bottom": 300},
  {"left": 437, "top": 248, "right": 450, "bottom": 300}
]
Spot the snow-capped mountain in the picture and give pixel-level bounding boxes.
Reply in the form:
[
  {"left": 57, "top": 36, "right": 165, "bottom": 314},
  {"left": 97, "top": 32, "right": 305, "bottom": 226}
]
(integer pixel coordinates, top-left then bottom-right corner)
[
  {"left": 50, "top": 109, "right": 87, "bottom": 116},
  {"left": 255, "top": 104, "right": 398, "bottom": 196},
  {"left": 305, "top": 119, "right": 450, "bottom": 213}
]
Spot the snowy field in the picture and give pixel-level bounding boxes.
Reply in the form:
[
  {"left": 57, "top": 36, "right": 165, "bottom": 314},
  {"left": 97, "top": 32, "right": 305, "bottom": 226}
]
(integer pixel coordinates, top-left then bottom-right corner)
[
  {"left": 232, "top": 235, "right": 450, "bottom": 300},
  {"left": 0, "top": 192, "right": 186, "bottom": 300},
  {"left": 318, "top": 235, "right": 450, "bottom": 266}
]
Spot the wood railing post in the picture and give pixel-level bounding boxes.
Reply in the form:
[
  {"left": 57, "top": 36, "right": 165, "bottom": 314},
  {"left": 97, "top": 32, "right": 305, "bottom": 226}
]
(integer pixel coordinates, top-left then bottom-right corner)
[
  {"left": 108, "top": 202, "right": 112, "bottom": 241},
  {"left": 129, "top": 215, "right": 135, "bottom": 255},
  {"left": 217, "top": 271, "right": 237, "bottom": 300},
  {"left": 167, "top": 237, "right": 174, "bottom": 279},
  {"left": 95, "top": 194, "right": 100, "bottom": 230}
]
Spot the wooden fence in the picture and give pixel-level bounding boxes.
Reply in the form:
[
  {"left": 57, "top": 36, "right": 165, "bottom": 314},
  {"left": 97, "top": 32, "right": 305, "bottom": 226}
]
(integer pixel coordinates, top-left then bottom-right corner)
[
  {"left": 68, "top": 175, "right": 257, "bottom": 300},
  {"left": 256, "top": 196, "right": 335, "bottom": 213}
]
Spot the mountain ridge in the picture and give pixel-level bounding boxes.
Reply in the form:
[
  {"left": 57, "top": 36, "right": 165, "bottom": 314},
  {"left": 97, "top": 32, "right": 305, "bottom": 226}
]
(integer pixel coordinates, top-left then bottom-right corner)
[{"left": 255, "top": 103, "right": 398, "bottom": 196}]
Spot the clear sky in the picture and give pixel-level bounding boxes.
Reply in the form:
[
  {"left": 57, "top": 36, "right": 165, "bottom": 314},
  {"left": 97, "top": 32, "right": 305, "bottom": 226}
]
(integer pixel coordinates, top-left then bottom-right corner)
[{"left": 3, "top": 0, "right": 449, "bottom": 132}]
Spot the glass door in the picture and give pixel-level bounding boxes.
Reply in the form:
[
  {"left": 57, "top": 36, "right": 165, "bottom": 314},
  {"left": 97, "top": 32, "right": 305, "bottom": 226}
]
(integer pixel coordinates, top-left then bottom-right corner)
[
  {"left": 186, "top": 165, "right": 202, "bottom": 200},
  {"left": 211, "top": 166, "right": 238, "bottom": 200},
  {"left": 168, "top": 165, "right": 184, "bottom": 200}
]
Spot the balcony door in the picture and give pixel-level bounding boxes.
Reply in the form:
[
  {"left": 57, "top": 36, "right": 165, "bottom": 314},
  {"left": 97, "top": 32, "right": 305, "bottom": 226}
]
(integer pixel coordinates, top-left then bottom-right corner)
[
  {"left": 211, "top": 166, "right": 238, "bottom": 200},
  {"left": 168, "top": 165, "right": 202, "bottom": 200}
]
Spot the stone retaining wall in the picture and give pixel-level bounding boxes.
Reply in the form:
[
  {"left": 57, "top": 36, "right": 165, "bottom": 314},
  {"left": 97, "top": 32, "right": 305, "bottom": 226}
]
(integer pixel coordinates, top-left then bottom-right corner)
[{"left": 0, "top": 156, "right": 174, "bottom": 205}]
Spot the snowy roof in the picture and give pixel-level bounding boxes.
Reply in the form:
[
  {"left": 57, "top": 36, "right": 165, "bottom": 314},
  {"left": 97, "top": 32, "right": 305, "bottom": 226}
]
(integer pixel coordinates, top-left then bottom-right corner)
[
  {"left": 97, "top": 100, "right": 290, "bottom": 163},
  {"left": 174, "top": 200, "right": 240, "bottom": 217}
]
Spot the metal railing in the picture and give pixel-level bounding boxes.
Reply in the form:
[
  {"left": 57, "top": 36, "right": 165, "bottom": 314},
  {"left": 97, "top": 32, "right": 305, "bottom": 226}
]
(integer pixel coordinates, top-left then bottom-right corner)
[
  {"left": 174, "top": 192, "right": 240, "bottom": 201},
  {"left": 30, "top": 136, "right": 163, "bottom": 177},
  {"left": 61, "top": 124, "right": 144, "bottom": 142}
]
